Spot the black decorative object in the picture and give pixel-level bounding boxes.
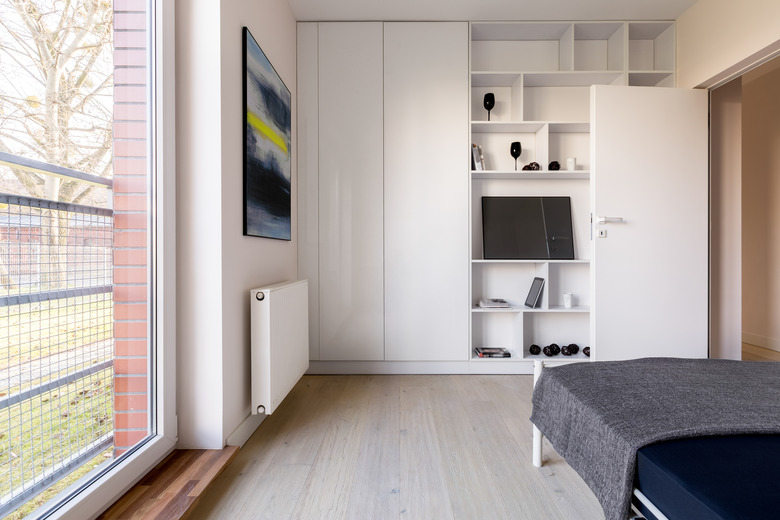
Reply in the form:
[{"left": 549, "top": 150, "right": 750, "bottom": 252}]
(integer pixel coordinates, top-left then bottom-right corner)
[
  {"left": 543, "top": 345, "right": 554, "bottom": 357},
  {"left": 549, "top": 343, "right": 560, "bottom": 355},
  {"left": 567, "top": 343, "right": 580, "bottom": 355},
  {"left": 561, "top": 344, "right": 572, "bottom": 356},
  {"left": 529, "top": 344, "right": 541, "bottom": 355},
  {"left": 583, "top": 346, "right": 591, "bottom": 357},
  {"left": 528, "top": 162, "right": 540, "bottom": 170},
  {"left": 483, "top": 93, "right": 495, "bottom": 121},
  {"left": 549, "top": 161, "right": 560, "bottom": 171},
  {"left": 510, "top": 141, "right": 522, "bottom": 171}
]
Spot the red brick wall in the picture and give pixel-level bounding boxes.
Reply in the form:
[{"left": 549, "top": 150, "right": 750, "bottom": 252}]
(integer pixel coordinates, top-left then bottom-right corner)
[{"left": 113, "top": 0, "right": 150, "bottom": 456}]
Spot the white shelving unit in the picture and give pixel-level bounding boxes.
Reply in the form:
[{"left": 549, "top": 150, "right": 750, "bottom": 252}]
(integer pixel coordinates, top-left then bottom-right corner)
[{"left": 468, "top": 20, "right": 674, "bottom": 363}]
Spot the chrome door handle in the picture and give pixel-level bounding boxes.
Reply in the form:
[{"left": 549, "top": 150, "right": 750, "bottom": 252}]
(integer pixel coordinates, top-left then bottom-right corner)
[{"left": 596, "top": 216, "right": 624, "bottom": 224}]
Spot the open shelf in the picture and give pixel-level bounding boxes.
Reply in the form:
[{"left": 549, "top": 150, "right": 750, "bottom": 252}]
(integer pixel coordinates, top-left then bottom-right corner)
[
  {"left": 471, "top": 170, "right": 589, "bottom": 180},
  {"left": 469, "top": 21, "right": 675, "bottom": 363}
]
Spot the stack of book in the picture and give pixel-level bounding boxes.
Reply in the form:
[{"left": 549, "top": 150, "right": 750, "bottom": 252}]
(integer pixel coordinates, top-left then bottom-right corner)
[
  {"left": 474, "top": 347, "right": 511, "bottom": 358},
  {"left": 478, "top": 298, "right": 510, "bottom": 309}
]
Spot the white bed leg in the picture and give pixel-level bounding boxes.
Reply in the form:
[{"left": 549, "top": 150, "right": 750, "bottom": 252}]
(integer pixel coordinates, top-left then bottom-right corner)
[
  {"left": 532, "top": 360, "right": 544, "bottom": 467},
  {"left": 533, "top": 425, "right": 543, "bottom": 467}
]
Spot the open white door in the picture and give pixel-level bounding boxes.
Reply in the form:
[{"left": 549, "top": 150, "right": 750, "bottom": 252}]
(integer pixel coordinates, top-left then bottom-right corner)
[{"left": 591, "top": 85, "right": 708, "bottom": 361}]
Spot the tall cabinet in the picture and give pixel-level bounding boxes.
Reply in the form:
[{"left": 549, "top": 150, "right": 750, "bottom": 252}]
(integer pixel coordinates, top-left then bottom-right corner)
[
  {"left": 298, "top": 22, "right": 469, "bottom": 364},
  {"left": 384, "top": 23, "right": 470, "bottom": 361}
]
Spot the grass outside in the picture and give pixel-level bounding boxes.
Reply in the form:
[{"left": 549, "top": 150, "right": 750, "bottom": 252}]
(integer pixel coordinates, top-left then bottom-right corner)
[
  {"left": 0, "top": 369, "right": 114, "bottom": 498},
  {"left": 4, "top": 447, "right": 114, "bottom": 520},
  {"left": 1, "top": 296, "right": 120, "bottom": 516}
]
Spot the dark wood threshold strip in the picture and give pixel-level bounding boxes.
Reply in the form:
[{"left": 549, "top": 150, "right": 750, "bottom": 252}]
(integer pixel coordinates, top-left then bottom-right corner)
[{"left": 98, "top": 446, "right": 239, "bottom": 520}]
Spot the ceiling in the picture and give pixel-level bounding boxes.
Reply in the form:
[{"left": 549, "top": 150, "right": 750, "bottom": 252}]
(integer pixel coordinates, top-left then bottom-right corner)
[{"left": 287, "top": 0, "right": 700, "bottom": 23}]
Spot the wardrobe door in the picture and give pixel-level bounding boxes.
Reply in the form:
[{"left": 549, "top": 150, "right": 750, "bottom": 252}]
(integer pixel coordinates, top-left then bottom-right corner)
[
  {"left": 384, "top": 22, "right": 469, "bottom": 361},
  {"left": 318, "top": 23, "right": 385, "bottom": 360},
  {"left": 591, "top": 85, "right": 708, "bottom": 361}
]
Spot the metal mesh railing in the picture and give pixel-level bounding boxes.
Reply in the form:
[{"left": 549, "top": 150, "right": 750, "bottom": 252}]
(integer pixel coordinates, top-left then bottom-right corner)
[{"left": 0, "top": 194, "right": 114, "bottom": 515}]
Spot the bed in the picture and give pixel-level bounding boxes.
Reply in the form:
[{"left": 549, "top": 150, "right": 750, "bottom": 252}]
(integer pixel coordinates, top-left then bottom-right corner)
[{"left": 529, "top": 358, "right": 780, "bottom": 520}]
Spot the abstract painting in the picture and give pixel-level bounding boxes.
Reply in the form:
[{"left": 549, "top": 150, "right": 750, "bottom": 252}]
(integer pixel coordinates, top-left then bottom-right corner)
[{"left": 243, "top": 27, "right": 291, "bottom": 240}]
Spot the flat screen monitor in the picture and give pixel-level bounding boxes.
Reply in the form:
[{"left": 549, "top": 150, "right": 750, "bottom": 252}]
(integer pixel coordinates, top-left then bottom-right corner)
[{"left": 481, "top": 196, "right": 575, "bottom": 260}]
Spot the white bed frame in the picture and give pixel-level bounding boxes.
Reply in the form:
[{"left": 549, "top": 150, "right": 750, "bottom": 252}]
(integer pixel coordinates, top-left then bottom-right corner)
[{"left": 531, "top": 360, "right": 670, "bottom": 520}]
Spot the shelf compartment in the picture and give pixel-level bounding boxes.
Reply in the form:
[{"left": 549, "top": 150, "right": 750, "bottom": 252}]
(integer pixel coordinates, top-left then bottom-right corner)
[
  {"left": 471, "top": 72, "right": 522, "bottom": 87},
  {"left": 471, "top": 179, "right": 591, "bottom": 262},
  {"left": 572, "top": 22, "right": 625, "bottom": 72},
  {"left": 523, "top": 71, "right": 625, "bottom": 87},
  {"left": 471, "top": 171, "right": 590, "bottom": 180},
  {"left": 471, "top": 348, "right": 522, "bottom": 361},
  {"left": 471, "top": 79, "right": 523, "bottom": 121},
  {"left": 549, "top": 122, "right": 590, "bottom": 133},
  {"left": 521, "top": 312, "right": 590, "bottom": 358},
  {"left": 471, "top": 312, "right": 523, "bottom": 356},
  {"left": 628, "top": 71, "right": 675, "bottom": 87},
  {"left": 471, "top": 23, "right": 572, "bottom": 74},
  {"left": 471, "top": 128, "right": 542, "bottom": 171},
  {"left": 524, "top": 352, "right": 590, "bottom": 362},
  {"left": 523, "top": 86, "right": 591, "bottom": 122},
  {"left": 471, "top": 22, "right": 573, "bottom": 42},
  {"left": 471, "top": 42, "right": 559, "bottom": 73},
  {"left": 525, "top": 305, "right": 590, "bottom": 313},
  {"left": 472, "top": 306, "right": 524, "bottom": 313},
  {"left": 472, "top": 261, "right": 547, "bottom": 309},
  {"left": 471, "top": 121, "right": 547, "bottom": 133},
  {"left": 628, "top": 22, "right": 675, "bottom": 72},
  {"left": 547, "top": 261, "right": 590, "bottom": 308},
  {"left": 473, "top": 71, "right": 626, "bottom": 88},
  {"left": 471, "top": 121, "right": 589, "bottom": 134}
]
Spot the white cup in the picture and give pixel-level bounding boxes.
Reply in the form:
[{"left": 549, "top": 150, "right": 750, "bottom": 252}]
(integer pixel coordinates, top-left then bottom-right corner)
[
  {"left": 566, "top": 157, "right": 577, "bottom": 171},
  {"left": 562, "top": 292, "right": 573, "bottom": 309}
]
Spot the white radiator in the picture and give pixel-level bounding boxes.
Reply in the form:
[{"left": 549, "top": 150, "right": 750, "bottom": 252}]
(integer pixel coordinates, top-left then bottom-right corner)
[{"left": 250, "top": 279, "right": 309, "bottom": 415}]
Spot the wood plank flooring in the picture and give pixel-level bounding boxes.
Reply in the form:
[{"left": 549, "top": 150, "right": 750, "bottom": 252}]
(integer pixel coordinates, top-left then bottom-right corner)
[
  {"left": 189, "top": 375, "right": 604, "bottom": 520},
  {"left": 742, "top": 342, "right": 780, "bottom": 362},
  {"left": 98, "top": 447, "right": 239, "bottom": 520}
]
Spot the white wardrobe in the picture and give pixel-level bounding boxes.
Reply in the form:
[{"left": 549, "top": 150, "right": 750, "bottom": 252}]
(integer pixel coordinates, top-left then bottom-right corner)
[
  {"left": 298, "top": 22, "right": 470, "bottom": 364},
  {"left": 299, "top": 21, "right": 709, "bottom": 371}
]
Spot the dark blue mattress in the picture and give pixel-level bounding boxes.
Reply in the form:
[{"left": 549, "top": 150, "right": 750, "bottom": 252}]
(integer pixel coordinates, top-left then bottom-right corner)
[{"left": 634, "top": 435, "right": 780, "bottom": 520}]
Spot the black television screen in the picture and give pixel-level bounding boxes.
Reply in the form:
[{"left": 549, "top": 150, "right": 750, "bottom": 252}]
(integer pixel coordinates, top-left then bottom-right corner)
[{"left": 482, "top": 196, "right": 574, "bottom": 260}]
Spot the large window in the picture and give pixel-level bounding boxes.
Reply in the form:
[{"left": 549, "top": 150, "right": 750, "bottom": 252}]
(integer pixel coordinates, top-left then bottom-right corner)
[{"left": 0, "top": 1, "right": 175, "bottom": 517}]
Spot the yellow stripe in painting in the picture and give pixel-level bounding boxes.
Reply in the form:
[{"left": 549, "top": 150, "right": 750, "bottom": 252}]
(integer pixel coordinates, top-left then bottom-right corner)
[{"left": 247, "top": 111, "right": 288, "bottom": 154}]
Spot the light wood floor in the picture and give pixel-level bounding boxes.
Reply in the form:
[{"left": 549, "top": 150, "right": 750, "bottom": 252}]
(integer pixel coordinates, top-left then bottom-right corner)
[
  {"left": 742, "top": 343, "right": 780, "bottom": 362},
  {"left": 190, "top": 375, "right": 604, "bottom": 520}
]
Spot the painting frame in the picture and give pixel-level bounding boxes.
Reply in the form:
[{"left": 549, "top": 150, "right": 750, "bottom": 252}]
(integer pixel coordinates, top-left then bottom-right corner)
[{"left": 242, "top": 26, "right": 292, "bottom": 240}]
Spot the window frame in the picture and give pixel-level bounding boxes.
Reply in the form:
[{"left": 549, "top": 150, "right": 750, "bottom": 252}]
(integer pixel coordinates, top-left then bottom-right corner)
[{"left": 39, "top": 0, "right": 177, "bottom": 517}]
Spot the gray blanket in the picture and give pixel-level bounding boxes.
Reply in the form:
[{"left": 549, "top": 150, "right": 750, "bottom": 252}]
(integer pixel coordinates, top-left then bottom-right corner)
[{"left": 529, "top": 358, "right": 780, "bottom": 520}]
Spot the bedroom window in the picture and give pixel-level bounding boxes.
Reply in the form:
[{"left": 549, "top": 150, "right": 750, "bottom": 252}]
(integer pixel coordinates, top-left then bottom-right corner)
[{"left": 0, "top": 1, "right": 175, "bottom": 518}]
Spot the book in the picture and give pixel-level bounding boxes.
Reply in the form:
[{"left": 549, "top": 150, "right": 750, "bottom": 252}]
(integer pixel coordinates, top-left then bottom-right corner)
[
  {"left": 478, "top": 298, "right": 510, "bottom": 308},
  {"left": 475, "top": 347, "right": 511, "bottom": 358},
  {"left": 472, "top": 144, "right": 485, "bottom": 171}
]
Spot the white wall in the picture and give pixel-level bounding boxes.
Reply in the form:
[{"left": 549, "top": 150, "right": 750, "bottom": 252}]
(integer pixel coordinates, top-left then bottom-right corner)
[
  {"left": 219, "top": 0, "right": 298, "bottom": 446},
  {"left": 176, "top": 0, "right": 225, "bottom": 449},
  {"left": 176, "top": 0, "right": 297, "bottom": 449},
  {"left": 677, "top": 0, "right": 780, "bottom": 88}
]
